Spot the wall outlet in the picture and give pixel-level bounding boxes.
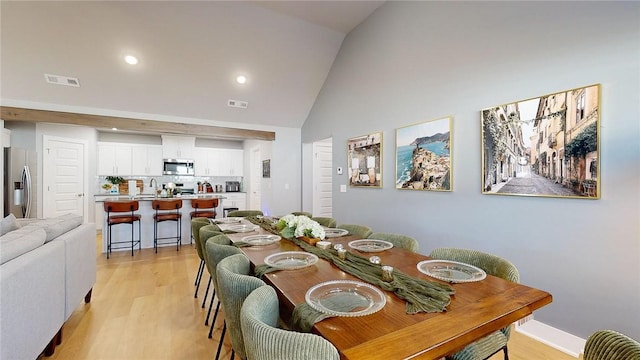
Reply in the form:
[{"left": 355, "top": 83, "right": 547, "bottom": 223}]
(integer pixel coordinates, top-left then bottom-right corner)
[{"left": 340, "top": 184, "right": 347, "bottom": 193}]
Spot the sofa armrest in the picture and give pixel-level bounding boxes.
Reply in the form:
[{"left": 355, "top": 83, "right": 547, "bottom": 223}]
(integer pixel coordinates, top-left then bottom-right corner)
[
  {"left": 53, "top": 223, "right": 97, "bottom": 319},
  {"left": 0, "top": 241, "right": 66, "bottom": 360}
]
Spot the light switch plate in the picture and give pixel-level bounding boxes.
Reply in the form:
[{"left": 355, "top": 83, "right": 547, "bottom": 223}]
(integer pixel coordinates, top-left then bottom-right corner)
[
  {"left": 336, "top": 166, "right": 343, "bottom": 175},
  {"left": 340, "top": 185, "right": 347, "bottom": 193}
]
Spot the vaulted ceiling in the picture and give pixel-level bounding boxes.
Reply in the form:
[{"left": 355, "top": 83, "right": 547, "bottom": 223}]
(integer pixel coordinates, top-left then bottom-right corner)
[{"left": 0, "top": 1, "right": 384, "bottom": 129}]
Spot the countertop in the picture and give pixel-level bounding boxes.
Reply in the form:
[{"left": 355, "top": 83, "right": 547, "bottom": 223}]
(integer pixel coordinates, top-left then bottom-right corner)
[{"left": 94, "top": 194, "right": 227, "bottom": 202}]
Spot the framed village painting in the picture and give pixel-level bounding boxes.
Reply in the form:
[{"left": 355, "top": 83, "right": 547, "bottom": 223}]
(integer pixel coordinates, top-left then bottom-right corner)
[
  {"left": 396, "top": 116, "right": 452, "bottom": 191},
  {"left": 481, "top": 84, "right": 600, "bottom": 199},
  {"left": 348, "top": 132, "right": 382, "bottom": 188}
]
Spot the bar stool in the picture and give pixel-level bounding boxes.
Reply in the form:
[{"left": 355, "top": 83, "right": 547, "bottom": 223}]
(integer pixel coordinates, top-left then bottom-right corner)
[
  {"left": 104, "top": 200, "right": 141, "bottom": 259},
  {"left": 190, "top": 198, "right": 218, "bottom": 243},
  {"left": 152, "top": 199, "right": 183, "bottom": 253}
]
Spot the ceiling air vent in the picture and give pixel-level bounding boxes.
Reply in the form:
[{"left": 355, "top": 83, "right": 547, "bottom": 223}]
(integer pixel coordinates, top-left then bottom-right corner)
[
  {"left": 44, "top": 73, "right": 80, "bottom": 87},
  {"left": 227, "top": 99, "right": 248, "bottom": 109}
]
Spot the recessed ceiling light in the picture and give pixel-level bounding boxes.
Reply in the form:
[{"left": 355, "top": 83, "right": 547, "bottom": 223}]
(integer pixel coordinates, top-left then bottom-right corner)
[
  {"left": 236, "top": 75, "right": 247, "bottom": 84},
  {"left": 124, "top": 55, "right": 138, "bottom": 65},
  {"left": 112, "top": 127, "right": 118, "bottom": 131}
]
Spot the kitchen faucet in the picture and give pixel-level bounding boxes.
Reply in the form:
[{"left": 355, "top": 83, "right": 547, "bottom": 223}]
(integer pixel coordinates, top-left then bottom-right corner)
[{"left": 149, "top": 178, "right": 159, "bottom": 197}]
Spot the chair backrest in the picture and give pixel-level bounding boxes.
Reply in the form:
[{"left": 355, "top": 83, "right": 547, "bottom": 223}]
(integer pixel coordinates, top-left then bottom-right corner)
[
  {"left": 240, "top": 286, "right": 340, "bottom": 360},
  {"left": 311, "top": 217, "right": 336, "bottom": 228},
  {"left": 191, "top": 198, "right": 218, "bottom": 210},
  {"left": 199, "top": 224, "right": 224, "bottom": 262},
  {"left": 104, "top": 200, "right": 139, "bottom": 213},
  {"left": 428, "top": 247, "right": 519, "bottom": 282},
  {"left": 227, "top": 210, "right": 263, "bottom": 217},
  {"left": 216, "top": 254, "right": 266, "bottom": 360},
  {"left": 191, "top": 218, "right": 211, "bottom": 260},
  {"left": 368, "top": 232, "right": 419, "bottom": 253},
  {"left": 205, "top": 234, "right": 242, "bottom": 289},
  {"left": 151, "top": 198, "right": 182, "bottom": 211},
  {"left": 584, "top": 330, "right": 640, "bottom": 360},
  {"left": 429, "top": 247, "right": 519, "bottom": 339},
  {"left": 291, "top": 211, "right": 312, "bottom": 217},
  {"left": 337, "top": 224, "right": 373, "bottom": 238}
]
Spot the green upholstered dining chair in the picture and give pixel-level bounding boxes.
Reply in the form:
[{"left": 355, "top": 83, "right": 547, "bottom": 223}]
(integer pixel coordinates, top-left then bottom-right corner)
[
  {"left": 240, "top": 285, "right": 340, "bottom": 360},
  {"left": 428, "top": 247, "right": 519, "bottom": 360},
  {"left": 367, "top": 232, "right": 419, "bottom": 253},
  {"left": 227, "top": 210, "right": 263, "bottom": 217},
  {"left": 584, "top": 330, "right": 640, "bottom": 360},
  {"left": 291, "top": 211, "right": 313, "bottom": 217},
  {"left": 192, "top": 218, "right": 213, "bottom": 299},
  {"left": 205, "top": 234, "right": 244, "bottom": 357},
  {"left": 199, "top": 225, "right": 224, "bottom": 323},
  {"left": 216, "top": 254, "right": 266, "bottom": 360},
  {"left": 337, "top": 224, "right": 373, "bottom": 238},
  {"left": 311, "top": 217, "right": 336, "bottom": 228}
]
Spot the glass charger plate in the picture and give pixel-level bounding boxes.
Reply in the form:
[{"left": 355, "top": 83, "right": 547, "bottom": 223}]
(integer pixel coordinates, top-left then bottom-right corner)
[
  {"left": 241, "top": 234, "right": 281, "bottom": 246},
  {"left": 264, "top": 251, "right": 319, "bottom": 270},
  {"left": 416, "top": 260, "right": 487, "bottom": 283},
  {"left": 305, "top": 280, "right": 386, "bottom": 317},
  {"left": 348, "top": 239, "right": 393, "bottom": 252},
  {"left": 226, "top": 224, "right": 258, "bottom": 233},
  {"left": 324, "top": 228, "right": 349, "bottom": 238},
  {"left": 214, "top": 217, "right": 243, "bottom": 224}
]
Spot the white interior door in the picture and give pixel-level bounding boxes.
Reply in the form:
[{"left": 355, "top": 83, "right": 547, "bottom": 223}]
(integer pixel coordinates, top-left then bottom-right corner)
[
  {"left": 249, "top": 146, "right": 261, "bottom": 210},
  {"left": 313, "top": 138, "right": 332, "bottom": 217},
  {"left": 43, "top": 136, "right": 87, "bottom": 219}
]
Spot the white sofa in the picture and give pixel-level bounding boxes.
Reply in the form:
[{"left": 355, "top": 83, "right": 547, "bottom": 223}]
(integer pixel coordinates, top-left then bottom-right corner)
[{"left": 0, "top": 214, "right": 96, "bottom": 359}]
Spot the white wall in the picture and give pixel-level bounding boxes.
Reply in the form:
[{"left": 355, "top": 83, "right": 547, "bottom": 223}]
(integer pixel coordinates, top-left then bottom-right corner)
[
  {"left": 302, "top": 2, "right": 640, "bottom": 339},
  {"left": 245, "top": 126, "right": 302, "bottom": 216}
]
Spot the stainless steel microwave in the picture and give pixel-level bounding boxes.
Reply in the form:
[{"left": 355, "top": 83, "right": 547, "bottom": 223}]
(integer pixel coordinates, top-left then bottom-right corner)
[{"left": 163, "top": 159, "right": 194, "bottom": 176}]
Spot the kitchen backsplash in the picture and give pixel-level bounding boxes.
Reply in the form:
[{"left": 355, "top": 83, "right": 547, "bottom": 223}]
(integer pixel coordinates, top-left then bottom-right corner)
[{"left": 96, "top": 175, "right": 243, "bottom": 194}]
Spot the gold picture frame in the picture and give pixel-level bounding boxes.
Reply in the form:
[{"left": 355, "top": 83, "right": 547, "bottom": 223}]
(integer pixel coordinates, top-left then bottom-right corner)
[
  {"left": 481, "top": 84, "right": 600, "bottom": 199},
  {"left": 347, "top": 132, "right": 382, "bottom": 188},
  {"left": 396, "top": 116, "right": 452, "bottom": 191}
]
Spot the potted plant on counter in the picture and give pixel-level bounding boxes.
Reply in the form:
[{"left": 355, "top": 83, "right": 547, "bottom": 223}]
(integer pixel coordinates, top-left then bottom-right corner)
[{"left": 105, "top": 176, "right": 125, "bottom": 194}]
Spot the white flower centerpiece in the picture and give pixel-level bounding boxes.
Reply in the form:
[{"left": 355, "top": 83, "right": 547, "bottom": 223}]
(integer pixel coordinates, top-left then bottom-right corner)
[{"left": 276, "top": 214, "right": 325, "bottom": 245}]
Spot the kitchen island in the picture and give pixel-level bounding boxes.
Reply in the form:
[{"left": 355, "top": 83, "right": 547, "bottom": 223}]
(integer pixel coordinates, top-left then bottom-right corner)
[{"left": 94, "top": 194, "right": 225, "bottom": 253}]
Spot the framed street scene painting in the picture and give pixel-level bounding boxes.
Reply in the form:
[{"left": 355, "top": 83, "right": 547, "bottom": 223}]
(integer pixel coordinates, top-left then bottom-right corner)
[
  {"left": 481, "top": 84, "right": 600, "bottom": 199},
  {"left": 396, "top": 116, "right": 452, "bottom": 191},
  {"left": 262, "top": 159, "right": 270, "bottom": 178},
  {"left": 348, "top": 132, "right": 382, "bottom": 188}
]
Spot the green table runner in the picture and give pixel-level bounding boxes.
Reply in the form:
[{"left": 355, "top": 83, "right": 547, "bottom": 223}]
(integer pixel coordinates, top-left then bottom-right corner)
[{"left": 246, "top": 216, "right": 455, "bottom": 315}]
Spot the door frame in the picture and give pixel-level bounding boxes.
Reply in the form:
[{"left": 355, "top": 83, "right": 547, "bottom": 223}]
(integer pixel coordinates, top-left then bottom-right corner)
[{"left": 42, "top": 135, "right": 89, "bottom": 221}]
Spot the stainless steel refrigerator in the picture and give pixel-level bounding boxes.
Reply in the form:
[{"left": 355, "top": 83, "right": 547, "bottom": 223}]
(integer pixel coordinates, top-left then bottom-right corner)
[{"left": 3, "top": 148, "right": 36, "bottom": 218}]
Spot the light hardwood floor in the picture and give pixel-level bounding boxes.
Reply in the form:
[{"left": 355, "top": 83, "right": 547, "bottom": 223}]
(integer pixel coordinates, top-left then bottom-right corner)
[{"left": 46, "top": 234, "right": 576, "bottom": 360}]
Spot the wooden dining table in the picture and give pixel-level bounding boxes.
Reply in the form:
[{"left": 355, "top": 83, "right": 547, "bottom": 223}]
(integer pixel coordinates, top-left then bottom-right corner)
[{"left": 225, "top": 224, "right": 552, "bottom": 360}]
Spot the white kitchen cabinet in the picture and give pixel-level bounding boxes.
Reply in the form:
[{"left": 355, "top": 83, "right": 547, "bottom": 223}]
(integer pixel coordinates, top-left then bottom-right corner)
[
  {"left": 194, "top": 148, "right": 243, "bottom": 176},
  {"left": 97, "top": 143, "right": 132, "bottom": 175},
  {"left": 216, "top": 149, "right": 243, "bottom": 176},
  {"left": 222, "top": 193, "right": 246, "bottom": 210},
  {"left": 226, "top": 149, "right": 244, "bottom": 176},
  {"left": 161, "top": 135, "right": 195, "bottom": 159},
  {"left": 131, "top": 145, "right": 163, "bottom": 176},
  {"left": 194, "top": 148, "right": 218, "bottom": 176}
]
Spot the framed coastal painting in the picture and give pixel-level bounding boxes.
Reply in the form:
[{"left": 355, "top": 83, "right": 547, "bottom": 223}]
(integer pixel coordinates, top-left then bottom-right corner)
[
  {"left": 347, "top": 132, "right": 382, "bottom": 188},
  {"left": 481, "top": 84, "right": 600, "bottom": 199},
  {"left": 396, "top": 116, "right": 452, "bottom": 191}
]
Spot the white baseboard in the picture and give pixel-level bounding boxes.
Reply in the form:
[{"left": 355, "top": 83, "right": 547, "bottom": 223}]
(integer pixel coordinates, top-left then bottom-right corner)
[{"left": 515, "top": 319, "right": 586, "bottom": 358}]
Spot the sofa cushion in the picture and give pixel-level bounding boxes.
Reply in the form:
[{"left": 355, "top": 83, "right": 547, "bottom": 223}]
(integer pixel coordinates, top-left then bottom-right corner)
[
  {"left": 0, "top": 225, "right": 47, "bottom": 264},
  {"left": 0, "top": 214, "right": 21, "bottom": 236},
  {"left": 22, "top": 214, "right": 83, "bottom": 243}
]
